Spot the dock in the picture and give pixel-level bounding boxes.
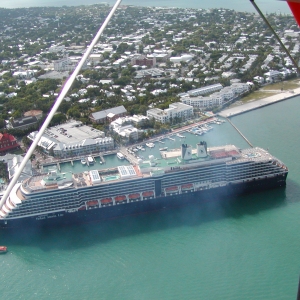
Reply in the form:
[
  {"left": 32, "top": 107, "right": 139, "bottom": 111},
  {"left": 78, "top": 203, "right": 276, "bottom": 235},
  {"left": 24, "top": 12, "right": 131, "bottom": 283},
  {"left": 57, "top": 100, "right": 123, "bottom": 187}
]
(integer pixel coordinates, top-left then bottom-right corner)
[
  {"left": 226, "top": 117, "right": 253, "bottom": 148},
  {"left": 99, "top": 154, "right": 105, "bottom": 164}
]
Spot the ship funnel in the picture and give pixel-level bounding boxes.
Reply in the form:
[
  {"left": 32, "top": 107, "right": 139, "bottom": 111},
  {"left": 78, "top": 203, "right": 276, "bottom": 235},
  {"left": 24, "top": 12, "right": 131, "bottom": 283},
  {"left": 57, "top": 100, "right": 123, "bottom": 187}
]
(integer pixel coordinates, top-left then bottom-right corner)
[
  {"left": 181, "top": 144, "right": 192, "bottom": 161},
  {"left": 197, "top": 141, "right": 207, "bottom": 158}
]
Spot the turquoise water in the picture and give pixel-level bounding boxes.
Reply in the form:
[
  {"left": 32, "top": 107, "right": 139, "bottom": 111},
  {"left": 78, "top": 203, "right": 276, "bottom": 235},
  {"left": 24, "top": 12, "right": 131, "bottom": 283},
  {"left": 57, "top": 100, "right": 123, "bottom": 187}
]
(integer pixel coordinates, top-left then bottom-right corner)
[{"left": 0, "top": 96, "right": 300, "bottom": 299}]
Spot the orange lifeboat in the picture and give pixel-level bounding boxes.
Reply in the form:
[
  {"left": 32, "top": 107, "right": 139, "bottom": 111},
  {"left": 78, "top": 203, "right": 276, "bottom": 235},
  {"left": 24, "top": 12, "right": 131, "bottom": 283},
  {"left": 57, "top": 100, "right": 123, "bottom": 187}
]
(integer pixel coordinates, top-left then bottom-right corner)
[
  {"left": 115, "top": 195, "right": 127, "bottom": 202},
  {"left": 87, "top": 200, "right": 99, "bottom": 207},
  {"left": 101, "top": 198, "right": 113, "bottom": 205},
  {"left": 142, "top": 191, "right": 154, "bottom": 198},
  {"left": 78, "top": 205, "right": 86, "bottom": 211},
  {"left": 181, "top": 183, "right": 194, "bottom": 191},
  {"left": 165, "top": 186, "right": 178, "bottom": 192},
  {"left": 129, "top": 193, "right": 140, "bottom": 200}
]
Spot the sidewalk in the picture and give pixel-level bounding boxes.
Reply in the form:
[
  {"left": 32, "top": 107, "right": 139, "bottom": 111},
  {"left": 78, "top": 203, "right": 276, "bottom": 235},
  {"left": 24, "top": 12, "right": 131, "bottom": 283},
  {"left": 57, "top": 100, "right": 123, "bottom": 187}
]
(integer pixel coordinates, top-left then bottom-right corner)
[{"left": 218, "top": 87, "right": 300, "bottom": 117}]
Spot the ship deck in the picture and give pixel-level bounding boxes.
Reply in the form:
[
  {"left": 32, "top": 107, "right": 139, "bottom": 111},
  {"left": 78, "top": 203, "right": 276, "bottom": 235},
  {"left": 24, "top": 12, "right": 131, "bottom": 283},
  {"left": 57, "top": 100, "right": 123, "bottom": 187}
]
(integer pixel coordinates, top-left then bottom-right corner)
[{"left": 21, "top": 145, "right": 284, "bottom": 193}]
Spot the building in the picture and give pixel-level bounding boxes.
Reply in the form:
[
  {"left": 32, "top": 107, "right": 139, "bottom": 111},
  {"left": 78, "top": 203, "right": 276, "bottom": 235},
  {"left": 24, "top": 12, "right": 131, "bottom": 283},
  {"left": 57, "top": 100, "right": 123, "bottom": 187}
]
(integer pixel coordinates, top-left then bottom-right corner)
[
  {"left": 180, "top": 83, "right": 249, "bottom": 109},
  {"left": 147, "top": 102, "right": 193, "bottom": 124},
  {"left": 89, "top": 105, "right": 127, "bottom": 124},
  {"left": 24, "top": 110, "right": 43, "bottom": 120},
  {"left": 110, "top": 115, "right": 148, "bottom": 141},
  {"left": 0, "top": 133, "right": 19, "bottom": 153},
  {"left": 264, "top": 70, "right": 282, "bottom": 83},
  {"left": 53, "top": 137, "right": 114, "bottom": 158},
  {"left": 8, "top": 116, "right": 38, "bottom": 130},
  {"left": 131, "top": 55, "right": 156, "bottom": 67},
  {"left": 170, "top": 54, "right": 193, "bottom": 63},
  {"left": 186, "top": 84, "right": 223, "bottom": 97}
]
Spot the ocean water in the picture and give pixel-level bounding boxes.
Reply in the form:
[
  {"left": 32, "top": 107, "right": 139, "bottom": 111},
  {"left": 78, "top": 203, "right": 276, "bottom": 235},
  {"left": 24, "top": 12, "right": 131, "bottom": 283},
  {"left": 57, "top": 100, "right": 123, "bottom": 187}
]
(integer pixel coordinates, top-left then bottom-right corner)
[
  {"left": 0, "top": 0, "right": 292, "bottom": 14},
  {"left": 0, "top": 96, "right": 300, "bottom": 299}
]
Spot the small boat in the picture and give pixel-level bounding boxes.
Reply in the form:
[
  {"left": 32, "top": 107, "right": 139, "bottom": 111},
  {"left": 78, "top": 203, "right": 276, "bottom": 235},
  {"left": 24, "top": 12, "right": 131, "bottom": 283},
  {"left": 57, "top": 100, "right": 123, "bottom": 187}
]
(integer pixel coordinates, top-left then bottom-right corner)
[
  {"left": 146, "top": 142, "right": 155, "bottom": 148},
  {"left": 159, "top": 147, "right": 168, "bottom": 151},
  {"left": 117, "top": 152, "right": 125, "bottom": 160},
  {"left": 87, "top": 156, "right": 94, "bottom": 165},
  {"left": 81, "top": 158, "right": 87, "bottom": 165},
  {"left": 0, "top": 246, "right": 7, "bottom": 253}
]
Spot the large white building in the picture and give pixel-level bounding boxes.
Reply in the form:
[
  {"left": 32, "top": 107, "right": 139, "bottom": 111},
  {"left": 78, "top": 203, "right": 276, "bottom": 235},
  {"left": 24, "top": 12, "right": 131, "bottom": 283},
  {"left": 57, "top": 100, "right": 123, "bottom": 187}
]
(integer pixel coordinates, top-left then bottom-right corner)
[
  {"left": 53, "top": 137, "right": 114, "bottom": 158},
  {"left": 110, "top": 115, "right": 148, "bottom": 141},
  {"left": 181, "top": 83, "right": 249, "bottom": 108},
  {"left": 186, "top": 84, "right": 223, "bottom": 97},
  {"left": 147, "top": 102, "right": 193, "bottom": 124}
]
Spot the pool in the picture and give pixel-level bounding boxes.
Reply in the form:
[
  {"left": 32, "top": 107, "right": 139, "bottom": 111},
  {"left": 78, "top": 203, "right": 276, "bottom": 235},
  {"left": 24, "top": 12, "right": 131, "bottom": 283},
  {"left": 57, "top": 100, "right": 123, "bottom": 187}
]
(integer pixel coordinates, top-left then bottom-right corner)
[{"left": 103, "top": 175, "right": 120, "bottom": 181}]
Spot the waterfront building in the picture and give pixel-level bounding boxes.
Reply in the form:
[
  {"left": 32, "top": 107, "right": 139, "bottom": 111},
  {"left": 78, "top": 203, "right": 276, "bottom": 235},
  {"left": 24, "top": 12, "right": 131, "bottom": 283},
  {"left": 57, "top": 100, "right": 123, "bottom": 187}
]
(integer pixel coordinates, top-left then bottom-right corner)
[
  {"left": 186, "top": 84, "right": 223, "bottom": 97},
  {"left": 147, "top": 102, "right": 193, "bottom": 124},
  {"left": 53, "top": 137, "right": 114, "bottom": 158}
]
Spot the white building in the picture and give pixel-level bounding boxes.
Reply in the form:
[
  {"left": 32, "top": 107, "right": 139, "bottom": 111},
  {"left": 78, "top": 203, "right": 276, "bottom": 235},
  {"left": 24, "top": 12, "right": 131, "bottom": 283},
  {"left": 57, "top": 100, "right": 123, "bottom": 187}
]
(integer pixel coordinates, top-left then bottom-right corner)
[
  {"left": 110, "top": 115, "right": 148, "bottom": 141},
  {"left": 53, "top": 137, "right": 114, "bottom": 158},
  {"left": 147, "top": 102, "right": 193, "bottom": 124},
  {"left": 181, "top": 83, "right": 249, "bottom": 108},
  {"left": 186, "top": 84, "right": 223, "bottom": 97},
  {"left": 170, "top": 54, "right": 193, "bottom": 63}
]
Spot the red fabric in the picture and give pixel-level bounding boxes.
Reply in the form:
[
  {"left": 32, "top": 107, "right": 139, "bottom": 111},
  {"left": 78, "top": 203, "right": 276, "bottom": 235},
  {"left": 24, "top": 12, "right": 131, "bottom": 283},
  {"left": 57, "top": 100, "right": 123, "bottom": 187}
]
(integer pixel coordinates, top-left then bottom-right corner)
[{"left": 288, "top": 1, "right": 300, "bottom": 26}]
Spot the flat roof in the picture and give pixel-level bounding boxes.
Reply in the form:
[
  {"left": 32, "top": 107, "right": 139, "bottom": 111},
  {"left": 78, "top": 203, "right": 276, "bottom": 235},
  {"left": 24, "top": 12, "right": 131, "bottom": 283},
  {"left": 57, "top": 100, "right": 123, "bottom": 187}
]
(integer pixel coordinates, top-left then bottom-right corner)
[{"left": 46, "top": 121, "right": 104, "bottom": 144}]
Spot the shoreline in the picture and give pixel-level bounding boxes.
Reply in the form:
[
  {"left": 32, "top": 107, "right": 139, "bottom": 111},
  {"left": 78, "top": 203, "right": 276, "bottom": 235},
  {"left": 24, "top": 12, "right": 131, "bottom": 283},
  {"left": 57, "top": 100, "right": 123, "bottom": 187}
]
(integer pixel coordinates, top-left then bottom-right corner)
[{"left": 218, "top": 87, "right": 300, "bottom": 117}]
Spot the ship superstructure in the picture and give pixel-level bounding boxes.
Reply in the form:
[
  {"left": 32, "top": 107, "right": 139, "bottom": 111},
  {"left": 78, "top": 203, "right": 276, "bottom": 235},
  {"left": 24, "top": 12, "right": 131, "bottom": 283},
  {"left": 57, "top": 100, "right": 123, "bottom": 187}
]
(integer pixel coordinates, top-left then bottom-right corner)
[{"left": 0, "top": 142, "right": 288, "bottom": 228}]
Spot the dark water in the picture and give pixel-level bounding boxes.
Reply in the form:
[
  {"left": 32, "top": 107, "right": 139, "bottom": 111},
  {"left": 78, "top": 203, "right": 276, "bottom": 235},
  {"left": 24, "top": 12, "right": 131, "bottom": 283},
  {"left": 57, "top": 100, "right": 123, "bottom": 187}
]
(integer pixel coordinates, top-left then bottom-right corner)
[{"left": 1, "top": 96, "right": 300, "bottom": 299}]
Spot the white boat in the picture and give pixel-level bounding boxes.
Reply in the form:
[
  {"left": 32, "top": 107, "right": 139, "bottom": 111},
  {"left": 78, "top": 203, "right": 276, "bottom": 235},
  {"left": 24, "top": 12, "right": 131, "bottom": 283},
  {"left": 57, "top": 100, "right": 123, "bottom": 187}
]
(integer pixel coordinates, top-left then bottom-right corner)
[
  {"left": 146, "top": 142, "right": 155, "bottom": 148},
  {"left": 159, "top": 147, "right": 168, "bottom": 151},
  {"left": 87, "top": 156, "right": 94, "bottom": 165},
  {"left": 81, "top": 158, "right": 87, "bottom": 165},
  {"left": 117, "top": 152, "right": 125, "bottom": 160}
]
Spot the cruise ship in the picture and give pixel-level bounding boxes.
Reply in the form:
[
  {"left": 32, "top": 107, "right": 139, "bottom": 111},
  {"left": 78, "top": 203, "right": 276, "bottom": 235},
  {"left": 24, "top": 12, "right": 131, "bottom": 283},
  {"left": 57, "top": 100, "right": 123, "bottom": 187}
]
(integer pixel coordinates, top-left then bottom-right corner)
[{"left": 0, "top": 142, "right": 288, "bottom": 229}]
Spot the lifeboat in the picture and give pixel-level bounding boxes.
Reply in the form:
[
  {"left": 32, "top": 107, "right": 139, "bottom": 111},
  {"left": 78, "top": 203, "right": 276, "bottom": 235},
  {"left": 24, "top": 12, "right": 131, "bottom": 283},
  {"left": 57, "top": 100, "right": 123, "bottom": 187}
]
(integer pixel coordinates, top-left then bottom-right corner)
[
  {"left": 129, "top": 193, "right": 141, "bottom": 201},
  {"left": 86, "top": 200, "right": 99, "bottom": 207},
  {"left": 0, "top": 246, "right": 7, "bottom": 254},
  {"left": 115, "top": 195, "right": 127, "bottom": 203},
  {"left": 100, "top": 198, "right": 113, "bottom": 205},
  {"left": 165, "top": 186, "right": 179, "bottom": 194},
  {"left": 78, "top": 205, "right": 86, "bottom": 211},
  {"left": 142, "top": 191, "right": 154, "bottom": 199},
  {"left": 181, "top": 183, "right": 194, "bottom": 192}
]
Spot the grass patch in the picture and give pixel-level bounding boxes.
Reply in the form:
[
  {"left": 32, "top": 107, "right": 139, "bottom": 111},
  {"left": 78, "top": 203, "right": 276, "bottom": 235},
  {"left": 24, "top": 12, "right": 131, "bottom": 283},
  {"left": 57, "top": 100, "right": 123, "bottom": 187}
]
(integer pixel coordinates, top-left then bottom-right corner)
[{"left": 260, "top": 80, "right": 300, "bottom": 91}]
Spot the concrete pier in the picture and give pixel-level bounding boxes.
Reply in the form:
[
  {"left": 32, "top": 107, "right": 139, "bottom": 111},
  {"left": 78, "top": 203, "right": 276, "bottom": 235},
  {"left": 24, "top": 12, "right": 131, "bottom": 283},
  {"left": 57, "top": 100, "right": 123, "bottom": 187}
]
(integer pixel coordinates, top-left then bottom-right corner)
[
  {"left": 226, "top": 117, "right": 253, "bottom": 148},
  {"left": 219, "top": 87, "right": 300, "bottom": 118}
]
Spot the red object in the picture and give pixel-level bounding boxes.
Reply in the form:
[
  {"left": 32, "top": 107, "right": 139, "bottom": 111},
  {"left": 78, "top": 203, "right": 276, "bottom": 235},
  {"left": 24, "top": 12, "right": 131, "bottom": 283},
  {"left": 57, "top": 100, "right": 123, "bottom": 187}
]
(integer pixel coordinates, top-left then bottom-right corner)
[
  {"left": 129, "top": 193, "right": 140, "bottom": 199},
  {"left": 115, "top": 196, "right": 126, "bottom": 202},
  {"left": 165, "top": 186, "right": 179, "bottom": 192},
  {"left": 100, "top": 198, "right": 112, "bottom": 204},
  {"left": 287, "top": 1, "right": 300, "bottom": 26},
  {"left": 0, "top": 133, "right": 19, "bottom": 153},
  {"left": 0, "top": 246, "right": 7, "bottom": 253},
  {"left": 86, "top": 200, "right": 98, "bottom": 207},
  {"left": 142, "top": 191, "right": 154, "bottom": 197},
  {"left": 181, "top": 184, "right": 193, "bottom": 190}
]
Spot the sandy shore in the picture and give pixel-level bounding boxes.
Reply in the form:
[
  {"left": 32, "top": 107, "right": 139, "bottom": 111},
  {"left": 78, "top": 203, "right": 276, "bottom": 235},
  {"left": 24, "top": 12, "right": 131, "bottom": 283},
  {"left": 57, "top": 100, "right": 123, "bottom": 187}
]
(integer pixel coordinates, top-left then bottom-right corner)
[{"left": 218, "top": 87, "right": 300, "bottom": 117}]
